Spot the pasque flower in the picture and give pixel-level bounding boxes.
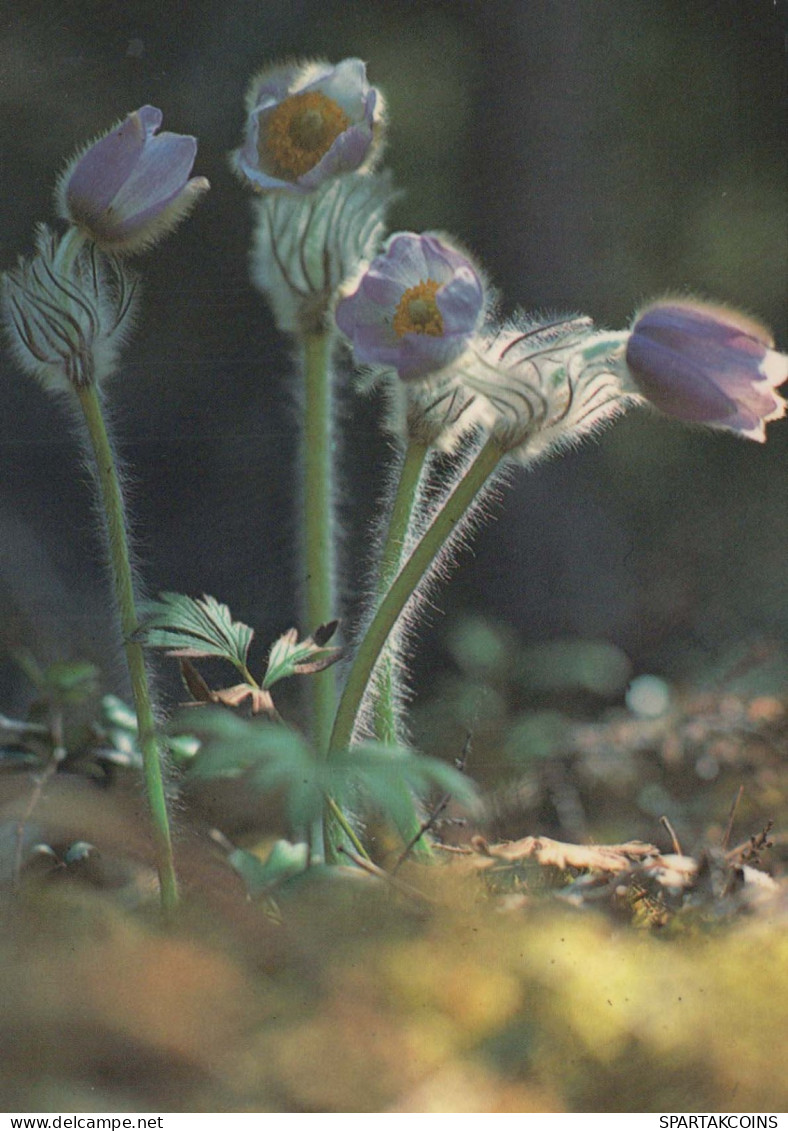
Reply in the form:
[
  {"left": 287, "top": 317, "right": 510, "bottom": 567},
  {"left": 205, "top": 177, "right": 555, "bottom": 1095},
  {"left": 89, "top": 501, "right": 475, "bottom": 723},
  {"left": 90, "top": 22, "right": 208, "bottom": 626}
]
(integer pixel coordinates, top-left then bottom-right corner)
[
  {"left": 625, "top": 300, "right": 787, "bottom": 441},
  {"left": 232, "top": 58, "right": 382, "bottom": 193},
  {"left": 335, "top": 232, "right": 485, "bottom": 382},
  {"left": 56, "top": 106, "right": 209, "bottom": 253}
]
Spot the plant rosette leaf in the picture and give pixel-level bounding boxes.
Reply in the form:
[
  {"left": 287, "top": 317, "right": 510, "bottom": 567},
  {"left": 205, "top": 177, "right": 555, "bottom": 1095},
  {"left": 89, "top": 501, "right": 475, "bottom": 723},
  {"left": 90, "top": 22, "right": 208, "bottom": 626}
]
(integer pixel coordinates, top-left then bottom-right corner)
[{"left": 135, "top": 592, "right": 254, "bottom": 672}]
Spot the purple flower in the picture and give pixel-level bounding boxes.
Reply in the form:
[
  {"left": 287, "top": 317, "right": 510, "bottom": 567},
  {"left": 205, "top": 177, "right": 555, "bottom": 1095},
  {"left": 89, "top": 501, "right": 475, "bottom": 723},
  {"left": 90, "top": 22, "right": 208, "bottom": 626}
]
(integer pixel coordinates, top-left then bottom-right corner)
[
  {"left": 335, "top": 232, "right": 485, "bottom": 382},
  {"left": 232, "top": 59, "right": 381, "bottom": 193},
  {"left": 625, "top": 301, "right": 787, "bottom": 441},
  {"left": 56, "top": 106, "right": 209, "bottom": 253}
]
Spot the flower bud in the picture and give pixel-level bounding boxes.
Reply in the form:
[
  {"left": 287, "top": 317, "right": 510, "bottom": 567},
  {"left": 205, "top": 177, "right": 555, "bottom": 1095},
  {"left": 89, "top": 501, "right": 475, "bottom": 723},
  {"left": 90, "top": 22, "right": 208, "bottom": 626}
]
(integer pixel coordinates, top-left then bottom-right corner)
[
  {"left": 2, "top": 226, "right": 137, "bottom": 391},
  {"left": 251, "top": 171, "right": 393, "bottom": 334},
  {"left": 232, "top": 58, "right": 383, "bottom": 194},
  {"left": 56, "top": 106, "right": 209, "bottom": 254},
  {"left": 460, "top": 316, "right": 632, "bottom": 461},
  {"left": 624, "top": 300, "right": 787, "bottom": 441}
]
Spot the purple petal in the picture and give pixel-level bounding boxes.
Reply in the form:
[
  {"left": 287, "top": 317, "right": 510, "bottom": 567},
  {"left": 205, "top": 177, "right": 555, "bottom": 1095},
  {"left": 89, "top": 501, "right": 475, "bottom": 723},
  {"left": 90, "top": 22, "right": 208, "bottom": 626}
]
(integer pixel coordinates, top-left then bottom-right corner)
[
  {"left": 66, "top": 107, "right": 161, "bottom": 220},
  {"left": 436, "top": 266, "right": 484, "bottom": 336},
  {"left": 626, "top": 301, "right": 787, "bottom": 436},
  {"left": 626, "top": 334, "right": 739, "bottom": 422},
  {"left": 298, "top": 123, "right": 373, "bottom": 188},
  {"left": 305, "top": 58, "right": 371, "bottom": 118},
  {"left": 108, "top": 132, "right": 197, "bottom": 220},
  {"left": 336, "top": 231, "right": 486, "bottom": 382},
  {"left": 249, "top": 63, "right": 303, "bottom": 110}
]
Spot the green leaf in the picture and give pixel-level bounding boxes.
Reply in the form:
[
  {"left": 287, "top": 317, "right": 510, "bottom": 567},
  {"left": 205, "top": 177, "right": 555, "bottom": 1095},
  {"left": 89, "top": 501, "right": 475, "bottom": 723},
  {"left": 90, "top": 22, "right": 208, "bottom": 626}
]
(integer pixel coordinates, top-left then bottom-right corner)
[
  {"left": 45, "top": 661, "right": 101, "bottom": 702},
  {"left": 262, "top": 622, "right": 342, "bottom": 689},
  {"left": 135, "top": 592, "right": 254, "bottom": 672},
  {"left": 95, "top": 695, "right": 198, "bottom": 771},
  {"left": 331, "top": 741, "right": 480, "bottom": 836},
  {"left": 229, "top": 840, "right": 308, "bottom": 896},
  {"left": 178, "top": 710, "right": 478, "bottom": 843},
  {"left": 182, "top": 710, "right": 312, "bottom": 782}
]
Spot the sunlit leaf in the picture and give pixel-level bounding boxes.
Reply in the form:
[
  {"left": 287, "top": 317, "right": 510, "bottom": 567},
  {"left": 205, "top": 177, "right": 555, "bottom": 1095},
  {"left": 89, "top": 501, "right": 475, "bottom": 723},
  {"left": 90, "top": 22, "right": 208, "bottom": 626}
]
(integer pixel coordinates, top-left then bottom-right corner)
[
  {"left": 95, "top": 695, "right": 196, "bottom": 770},
  {"left": 135, "top": 592, "right": 254, "bottom": 671},
  {"left": 262, "top": 621, "right": 342, "bottom": 689}
]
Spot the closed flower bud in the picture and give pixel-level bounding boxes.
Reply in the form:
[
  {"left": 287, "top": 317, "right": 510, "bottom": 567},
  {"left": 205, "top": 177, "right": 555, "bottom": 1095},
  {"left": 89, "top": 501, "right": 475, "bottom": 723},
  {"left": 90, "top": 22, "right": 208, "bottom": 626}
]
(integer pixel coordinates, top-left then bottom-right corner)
[
  {"left": 2, "top": 226, "right": 137, "bottom": 391},
  {"left": 56, "top": 106, "right": 209, "bottom": 254},
  {"left": 460, "top": 316, "right": 632, "bottom": 461},
  {"left": 251, "top": 170, "right": 393, "bottom": 334},
  {"left": 625, "top": 300, "right": 787, "bottom": 441},
  {"left": 232, "top": 58, "right": 383, "bottom": 194}
]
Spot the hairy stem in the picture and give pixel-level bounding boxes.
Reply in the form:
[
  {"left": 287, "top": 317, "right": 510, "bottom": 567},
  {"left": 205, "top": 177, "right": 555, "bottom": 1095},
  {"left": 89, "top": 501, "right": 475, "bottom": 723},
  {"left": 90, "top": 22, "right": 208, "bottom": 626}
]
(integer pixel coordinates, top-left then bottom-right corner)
[
  {"left": 373, "top": 437, "right": 430, "bottom": 745},
  {"left": 301, "top": 330, "right": 338, "bottom": 861},
  {"left": 330, "top": 435, "right": 505, "bottom": 759},
  {"left": 77, "top": 384, "right": 178, "bottom": 915}
]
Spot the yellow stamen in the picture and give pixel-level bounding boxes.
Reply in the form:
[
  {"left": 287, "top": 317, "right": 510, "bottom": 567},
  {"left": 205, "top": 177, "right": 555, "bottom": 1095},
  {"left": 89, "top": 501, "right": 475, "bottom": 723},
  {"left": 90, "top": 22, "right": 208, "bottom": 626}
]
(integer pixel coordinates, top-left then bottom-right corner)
[
  {"left": 263, "top": 90, "right": 350, "bottom": 178},
  {"left": 393, "top": 279, "right": 444, "bottom": 338}
]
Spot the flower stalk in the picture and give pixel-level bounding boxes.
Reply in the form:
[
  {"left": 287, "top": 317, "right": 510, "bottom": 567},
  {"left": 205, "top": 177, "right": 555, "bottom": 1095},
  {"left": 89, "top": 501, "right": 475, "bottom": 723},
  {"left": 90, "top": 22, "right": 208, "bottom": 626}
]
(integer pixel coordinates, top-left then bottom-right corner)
[
  {"left": 76, "top": 383, "right": 178, "bottom": 915},
  {"left": 302, "top": 328, "right": 337, "bottom": 741},
  {"left": 372, "top": 436, "right": 431, "bottom": 746},
  {"left": 330, "top": 434, "right": 505, "bottom": 759},
  {"left": 301, "top": 329, "right": 339, "bottom": 862}
]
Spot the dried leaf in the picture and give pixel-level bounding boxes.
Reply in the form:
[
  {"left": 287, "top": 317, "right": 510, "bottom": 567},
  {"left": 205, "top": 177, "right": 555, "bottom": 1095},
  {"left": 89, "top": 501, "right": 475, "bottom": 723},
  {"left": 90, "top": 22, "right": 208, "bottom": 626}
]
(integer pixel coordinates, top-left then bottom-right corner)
[
  {"left": 262, "top": 623, "right": 343, "bottom": 689},
  {"left": 470, "top": 835, "right": 660, "bottom": 874},
  {"left": 179, "top": 659, "right": 212, "bottom": 703}
]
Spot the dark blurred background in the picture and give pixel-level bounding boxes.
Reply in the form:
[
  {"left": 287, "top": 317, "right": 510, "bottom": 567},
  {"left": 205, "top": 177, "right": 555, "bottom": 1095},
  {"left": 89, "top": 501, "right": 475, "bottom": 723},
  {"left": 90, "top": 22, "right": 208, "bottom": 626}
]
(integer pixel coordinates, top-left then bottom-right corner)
[{"left": 1, "top": 0, "right": 786, "bottom": 719}]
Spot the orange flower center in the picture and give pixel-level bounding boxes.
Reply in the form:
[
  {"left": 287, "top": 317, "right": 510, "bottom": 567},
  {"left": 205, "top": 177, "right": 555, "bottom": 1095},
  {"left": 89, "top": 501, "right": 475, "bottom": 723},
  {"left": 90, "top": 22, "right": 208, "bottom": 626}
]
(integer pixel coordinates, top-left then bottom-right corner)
[
  {"left": 393, "top": 279, "right": 444, "bottom": 338},
  {"left": 263, "top": 90, "right": 350, "bottom": 178}
]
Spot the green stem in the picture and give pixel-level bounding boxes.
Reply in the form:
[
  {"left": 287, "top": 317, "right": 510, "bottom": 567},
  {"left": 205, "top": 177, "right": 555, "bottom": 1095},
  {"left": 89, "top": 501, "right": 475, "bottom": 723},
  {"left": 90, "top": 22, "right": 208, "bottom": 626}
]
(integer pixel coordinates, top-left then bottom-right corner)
[
  {"left": 326, "top": 796, "right": 370, "bottom": 861},
  {"left": 373, "top": 438, "right": 431, "bottom": 746},
  {"left": 301, "top": 330, "right": 338, "bottom": 862},
  {"left": 379, "top": 439, "right": 431, "bottom": 589},
  {"left": 330, "top": 435, "right": 505, "bottom": 759},
  {"left": 76, "top": 384, "right": 178, "bottom": 916}
]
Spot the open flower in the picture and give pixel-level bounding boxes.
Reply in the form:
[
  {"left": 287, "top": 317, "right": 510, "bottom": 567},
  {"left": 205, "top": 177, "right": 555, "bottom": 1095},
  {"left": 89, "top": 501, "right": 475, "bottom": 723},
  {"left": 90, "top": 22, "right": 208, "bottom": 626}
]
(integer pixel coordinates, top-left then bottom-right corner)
[
  {"left": 232, "top": 58, "right": 382, "bottom": 193},
  {"left": 625, "top": 300, "right": 788, "bottom": 441},
  {"left": 335, "top": 232, "right": 485, "bottom": 382},
  {"left": 56, "top": 106, "right": 209, "bottom": 254}
]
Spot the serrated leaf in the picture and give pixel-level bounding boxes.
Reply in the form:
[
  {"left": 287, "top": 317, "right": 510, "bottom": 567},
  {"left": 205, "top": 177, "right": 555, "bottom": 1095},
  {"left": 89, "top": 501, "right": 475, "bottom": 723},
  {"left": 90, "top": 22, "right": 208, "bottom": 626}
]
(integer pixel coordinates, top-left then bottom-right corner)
[
  {"left": 262, "top": 622, "right": 342, "bottom": 689},
  {"left": 175, "top": 709, "right": 478, "bottom": 843},
  {"left": 330, "top": 742, "right": 480, "bottom": 839},
  {"left": 338, "top": 742, "right": 479, "bottom": 812},
  {"left": 135, "top": 592, "right": 254, "bottom": 672}
]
